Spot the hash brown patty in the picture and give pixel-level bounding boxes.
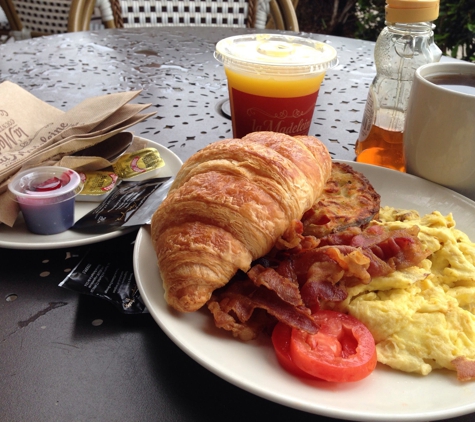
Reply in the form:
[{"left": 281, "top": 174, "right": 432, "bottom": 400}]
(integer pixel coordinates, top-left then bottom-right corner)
[{"left": 301, "top": 162, "right": 381, "bottom": 238}]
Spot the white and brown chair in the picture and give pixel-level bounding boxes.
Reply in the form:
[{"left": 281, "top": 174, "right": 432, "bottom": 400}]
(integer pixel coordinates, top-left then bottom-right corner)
[
  {"left": 1, "top": 0, "right": 98, "bottom": 37},
  {"left": 266, "top": 0, "right": 298, "bottom": 31},
  {"left": 0, "top": 0, "right": 18, "bottom": 39},
  {"left": 86, "top": 0, "right": 122, "bottom": 30},
  {"left": 105, "top": 0, "right": 299, "bottom": 32}
]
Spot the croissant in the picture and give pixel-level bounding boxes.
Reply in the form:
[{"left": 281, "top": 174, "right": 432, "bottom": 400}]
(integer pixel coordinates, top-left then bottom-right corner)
[{"left": 150, "top": 131, "right": 332, "bottom": 312}]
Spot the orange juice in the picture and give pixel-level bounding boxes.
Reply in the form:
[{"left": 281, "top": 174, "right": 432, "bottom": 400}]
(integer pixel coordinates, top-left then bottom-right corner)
[
  {"left": 224, "top": 67, "right": 325, "bottom": 97},
  {"left": 215, "top": 34, "right": 337, "bottom": 138},
  {"left": 224, "top": 68, "right": 325, "bottom": 138}
]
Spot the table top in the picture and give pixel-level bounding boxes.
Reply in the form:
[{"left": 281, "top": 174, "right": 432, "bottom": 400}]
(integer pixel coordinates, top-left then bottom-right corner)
[
  {"left": 0, "top": 27, "right": 473, "bottom": 422},
  {"left": 0, "top": 26, "right": 375, "bottom": 162}
]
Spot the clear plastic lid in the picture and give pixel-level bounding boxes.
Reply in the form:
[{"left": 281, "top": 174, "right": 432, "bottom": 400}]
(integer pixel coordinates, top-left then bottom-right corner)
[
  {"left": 215, "top": 33, "right": 338, "bottom": 76},
  {"left": 8, "top": 166, "right": 82, "bottom": 203},
  {"left": 386, "top": 0, "right": 439, "bottom": 23}
]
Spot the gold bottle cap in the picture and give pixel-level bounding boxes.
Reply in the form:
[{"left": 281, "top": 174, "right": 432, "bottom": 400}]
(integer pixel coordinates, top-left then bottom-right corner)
[{"left": 385, "top": 0, "right": 439, "bottom": 23}]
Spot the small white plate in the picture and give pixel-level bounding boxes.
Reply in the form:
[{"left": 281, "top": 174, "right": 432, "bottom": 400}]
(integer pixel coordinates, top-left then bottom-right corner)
[
  {"left": 133, "top": 161, "right": 475, "bottom": 422},
  {"left": 0, "top": 138, "right": 182, "bottom": 250}
]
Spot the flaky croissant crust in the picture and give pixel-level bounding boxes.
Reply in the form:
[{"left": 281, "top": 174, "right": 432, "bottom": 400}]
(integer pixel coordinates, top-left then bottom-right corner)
[{"left": 151, "top": 132, "right": 331, "bottom": 312}]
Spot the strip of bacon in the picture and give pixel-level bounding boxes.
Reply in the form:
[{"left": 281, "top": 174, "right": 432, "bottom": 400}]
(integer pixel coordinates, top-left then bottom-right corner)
[
  {"left": 290, "top": 246, "right": 372, "bottom": 284},
  {"left": 351, "top": 225, "right": 430, "bottom": 268},
  {"left": 207, "top": 223, "right": 430, "bottom": 339},
  {"left": 207, "top": 278, "right": 319, "bottom": 340},
  {"left": 274, "top": 219, "right": 321, "bottom": 253},
  {"left": 301, "top": 278, "right": 348, "bottom": 308},
  {"left": 319, "top": 224, "right": 430, "bottom": 272},
  {"left": 451, "top": 357, "right": 475, "bottom": 381},
  {"left": 247, "top": 264, "right": 303, "bottom": 307}
]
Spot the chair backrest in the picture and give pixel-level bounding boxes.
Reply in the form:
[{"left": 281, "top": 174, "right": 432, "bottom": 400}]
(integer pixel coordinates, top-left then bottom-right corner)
[
  {"left": 0, "top": 2, "right": 13, "bottom": 36},
  {"left": 267, "top": 0, "right": 298, "bottom": 31},
  {"left": 0, "top": 0, "right": 18, "bottom": 32},
  {"left": 2, "top": 0, "right": 92, "bottom": 37},
  {"left": 116, "top": 0, "right": 253, "bottom": 28},
  {"left": 106, "top": 0, "right": 298, "bottom": 31}
]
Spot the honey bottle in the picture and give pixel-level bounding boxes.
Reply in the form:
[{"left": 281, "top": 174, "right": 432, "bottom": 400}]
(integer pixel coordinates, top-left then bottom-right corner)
[{"left": 355, "top": 0, "right": 442, "bottom": 171}]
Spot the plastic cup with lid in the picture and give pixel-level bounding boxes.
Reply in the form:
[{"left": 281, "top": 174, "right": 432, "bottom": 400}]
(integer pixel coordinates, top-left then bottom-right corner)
[
  {"left": 215, "top": 33, "right": 338, "bottom": 138},
  {"left": 8, "top": 166, "right": 83, "bottom": 235}
]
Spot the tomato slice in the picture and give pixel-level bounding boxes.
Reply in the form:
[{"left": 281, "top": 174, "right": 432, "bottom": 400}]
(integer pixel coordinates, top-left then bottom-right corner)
[
  {"left": 271, "top": 322, "right": 316, "bottom": 379},
  {"left": 289, "top": 310, "right": 377, "bottom": 382}
]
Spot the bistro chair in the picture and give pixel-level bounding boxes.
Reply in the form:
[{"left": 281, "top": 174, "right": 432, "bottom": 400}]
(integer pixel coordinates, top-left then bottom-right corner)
[
  {"left": 1, "top": 0, "right": 99, "bottom": 37},
  {"left": 0, "top": 19, "right": 10, "bottom": 39},
  {"left": 105, "top": 0, "right": 299, "bottom": 32},
  {"left": 95, "top": 0, "right": 115, "bottom": 28},
  {"left": 266, "top": 0, "right": 298, "bottom": 31},
  {"left": 0, "top": 8, "right": 11, "bottom": 41},
  {"left": 0, "top": 0, "right": 18, "bottom": 38}
]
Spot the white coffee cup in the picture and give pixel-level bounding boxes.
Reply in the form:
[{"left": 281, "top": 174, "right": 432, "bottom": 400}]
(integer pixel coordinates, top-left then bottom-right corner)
[{"left": 403, "top": 61, "right": 475, "bottom": 201}]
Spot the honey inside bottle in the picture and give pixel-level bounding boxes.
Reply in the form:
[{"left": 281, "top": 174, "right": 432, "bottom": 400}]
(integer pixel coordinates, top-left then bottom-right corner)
[{"left": 355, "top": 125, "right": 405, "bottom": 172}]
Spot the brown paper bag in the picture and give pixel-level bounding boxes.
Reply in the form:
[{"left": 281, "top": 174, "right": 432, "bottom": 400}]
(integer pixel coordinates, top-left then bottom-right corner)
[
  {"left": 14, "top": 111, "right": 155, "bottom": 175},
  {"left": 0, "top": 82, "right": 149, "bottom": 183},
  {"left": 0, "top": 81, "right": 156, "bottom": 227}
]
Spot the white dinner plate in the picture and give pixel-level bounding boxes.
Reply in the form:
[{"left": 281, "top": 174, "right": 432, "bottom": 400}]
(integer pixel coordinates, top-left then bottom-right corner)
[
  {"left": 133, "top": 161, "right": 475, "bottom": 422},
  {"left": 0, "top": 138, "right": 182, "bottom": 250}
]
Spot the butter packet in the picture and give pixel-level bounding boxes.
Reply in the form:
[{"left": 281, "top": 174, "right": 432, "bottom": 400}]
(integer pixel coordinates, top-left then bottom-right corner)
[
  {"left": 77, "top": 170, "right": 119, "bottom": 202},
  {"left": 113, "top": 147, "right": 165, "bottom": 181}
]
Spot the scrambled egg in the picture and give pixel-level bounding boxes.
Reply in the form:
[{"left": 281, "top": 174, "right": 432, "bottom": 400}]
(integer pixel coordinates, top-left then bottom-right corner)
[{"left": 329, "top": 206, "right": 475, "bottom": 376}]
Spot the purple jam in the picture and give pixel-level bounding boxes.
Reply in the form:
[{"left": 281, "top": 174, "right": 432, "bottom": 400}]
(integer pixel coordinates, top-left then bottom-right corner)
[
  {"left": 21, "top": 197, "right": 75, "bottom": 235},
  {"left": 9, "top": 167, "right": 82, "bottom": 235},
  {"left": 32, "top": 176, "right": 63, "bottom": 192}
]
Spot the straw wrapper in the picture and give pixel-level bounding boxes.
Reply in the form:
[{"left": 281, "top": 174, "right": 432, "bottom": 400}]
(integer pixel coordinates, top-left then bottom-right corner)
[{"left": 0, "top": 81, "right": 155, "bottom": 226}]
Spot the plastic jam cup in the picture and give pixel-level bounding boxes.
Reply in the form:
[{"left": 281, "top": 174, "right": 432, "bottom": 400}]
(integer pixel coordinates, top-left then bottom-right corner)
[
  {"left": 8, "top": 166, "right": 82, "bottom": 235},
  {"left": 215, "top": 33, "right": 338, "bottom": 138}
]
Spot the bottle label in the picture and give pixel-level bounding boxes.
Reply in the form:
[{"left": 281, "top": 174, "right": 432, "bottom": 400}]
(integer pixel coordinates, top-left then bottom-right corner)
[
  {"left": 230, "top": 88, "right": 319, "bottom": 138},
  {"left": 358, "top": 87, "right": 376, "bottom": 143}
]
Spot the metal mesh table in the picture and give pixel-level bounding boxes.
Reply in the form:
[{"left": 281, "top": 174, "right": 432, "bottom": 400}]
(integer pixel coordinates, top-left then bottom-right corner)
[{"left": 0, "top": 27, "right": 376, "bottom": 162}]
